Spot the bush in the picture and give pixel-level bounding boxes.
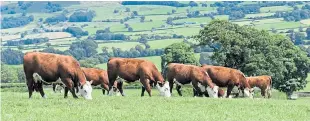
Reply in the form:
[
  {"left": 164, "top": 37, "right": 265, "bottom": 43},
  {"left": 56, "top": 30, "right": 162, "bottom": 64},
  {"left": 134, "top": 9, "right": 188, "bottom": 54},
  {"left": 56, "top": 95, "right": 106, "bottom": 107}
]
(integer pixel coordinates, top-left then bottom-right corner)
[
  {"left": 69, "top": 11, "right": 96, "bottom": 22},
  {"left": 64, "top": 27, "right": 88, "bottom": 37},
  {"left": 1, "top": 49, "right": 24, "bottom": 65},
  {"left": 44, "top": 14, "right": 68, "bottom": 24},
  {"left": 5, "top": 38, "right": 49, "bottom": 46},
  {"left": 45, "top": 2, "right": 62, "bottom": 13},
  {"left": 1, "top": 15, "right": 34, "bottom": 29}
]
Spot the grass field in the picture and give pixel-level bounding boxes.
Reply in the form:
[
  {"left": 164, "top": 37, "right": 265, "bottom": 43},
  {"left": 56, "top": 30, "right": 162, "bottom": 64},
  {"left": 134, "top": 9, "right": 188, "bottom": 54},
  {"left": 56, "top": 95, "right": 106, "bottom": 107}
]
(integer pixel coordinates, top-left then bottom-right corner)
[
  {"left": 1, "top": 88, "right": 310, "bottom": 121},
  {"left": 260, "top": 6, "right": 293, "bottom": 13}
]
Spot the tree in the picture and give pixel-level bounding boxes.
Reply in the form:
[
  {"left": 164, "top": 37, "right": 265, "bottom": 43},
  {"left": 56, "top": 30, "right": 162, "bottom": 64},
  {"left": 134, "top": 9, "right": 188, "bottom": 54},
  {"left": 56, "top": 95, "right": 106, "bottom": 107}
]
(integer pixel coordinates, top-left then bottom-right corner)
[
  {"left": 195, "top": 20, "right": 310, "bottom": 99},
  {"left": 133, "top": 11, "right": 138, "bottom": 16},
  {"left": 294, "top": 32, "right": 305, "bottom": 45},
  {"left": 166, "top": 17, "right": 173, "bottom": 24},
  {"left": 140, "top": 16, "right": 145, "bottom": 22},
  {"left": 128, "top": 27, "right": 133, "bottom": 32},
  {"left": 1, "top": 49, "right": 24, "bottom": 65},
  {"left": 46, "top": 43, "right": 51, "bottom": 47},
  {"left": 69, "top": 40, "right": 98, "bottom": 60},
  {"left": 120, "top": 19, "right": 124, "bottom": 24},
  {"left": 125, "top": 7, "right": 131, "bottom": 12},
  {"left": 172, "top": 9, "right": 176, "bottom": 14},
  {"left": 199, "top": 52, "right": 216, "bottom": 65},
  {"left": 161, "top": 43, "right": 198, "bottom": 71},
  {"left": 306, "top": 28, "right": 310, "bottom": 39}
]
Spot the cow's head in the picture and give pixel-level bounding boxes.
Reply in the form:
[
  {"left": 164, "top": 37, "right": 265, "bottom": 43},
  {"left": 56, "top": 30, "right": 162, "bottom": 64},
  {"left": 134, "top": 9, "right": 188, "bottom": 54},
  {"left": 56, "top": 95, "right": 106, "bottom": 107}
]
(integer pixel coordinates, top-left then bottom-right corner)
[
  {"left": 243, "top": 87, "right": 254, "bottom": 98},
  {"left": 156, "top": 81, "right": 171, "bottom": 97},
  {"left": 79, "top": 80, "right": 93, "bottom": 100},
  {"left": 206, "top": 85, "right": 219, "bottom": 98}
]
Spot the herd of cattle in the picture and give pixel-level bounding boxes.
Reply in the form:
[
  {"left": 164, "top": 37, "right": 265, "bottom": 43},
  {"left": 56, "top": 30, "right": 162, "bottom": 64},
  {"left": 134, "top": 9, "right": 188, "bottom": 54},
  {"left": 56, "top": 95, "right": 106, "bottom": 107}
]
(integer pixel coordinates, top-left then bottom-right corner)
[{"left": 23, "top": 52, "right": 272, "bottom": 100}]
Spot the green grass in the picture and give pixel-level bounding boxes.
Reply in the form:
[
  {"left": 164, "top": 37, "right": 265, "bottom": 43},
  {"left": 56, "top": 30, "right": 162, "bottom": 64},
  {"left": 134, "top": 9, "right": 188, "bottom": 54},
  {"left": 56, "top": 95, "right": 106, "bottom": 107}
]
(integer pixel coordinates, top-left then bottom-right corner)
[
  {"left": 148, "top": 39, "right": 183, "bottom": 49},
  {"left": 245, "top": 13, "right": 275, "bottom": 18},
  {"left": 260, "top": 6, "right": 293, "bottom": 13},
  {"left": 2, "top": 89, "right": 310, "bottom": 121},
  {"left": 173, "top": 17, "right": 212, "bottom": 24}
]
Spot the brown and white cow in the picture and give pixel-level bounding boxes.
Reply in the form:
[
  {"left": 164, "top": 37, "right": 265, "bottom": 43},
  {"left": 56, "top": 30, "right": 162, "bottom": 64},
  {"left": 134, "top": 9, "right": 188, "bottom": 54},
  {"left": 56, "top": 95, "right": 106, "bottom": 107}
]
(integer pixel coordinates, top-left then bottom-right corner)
[
  {"left": 165, "top": 63, "right": 219, "bottom": 98},
  {"left": 107, "top": 57, "right": 170, "bottom": 97},
  {"left": 201, "top": 64, "right": 253, "bottom": 98},
  {"left": 81, "top": 67, "right": 124, "bottom": 96},
  {"left": 245, "top": 75, "right": 272, "bottom": 98},
  {"left": 23, "top": 52, "right": 93, "bottom": 99}
]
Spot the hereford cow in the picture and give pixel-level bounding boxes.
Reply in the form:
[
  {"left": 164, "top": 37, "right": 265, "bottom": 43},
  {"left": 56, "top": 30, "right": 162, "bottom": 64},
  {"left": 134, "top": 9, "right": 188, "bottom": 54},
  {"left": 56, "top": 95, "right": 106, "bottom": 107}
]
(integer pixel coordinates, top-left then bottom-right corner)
[
  {"left": 165, "top": 63, "right": 219, "bottom": 98},
  {"left": 201, "top": 64, "right": 253, "bottom": 98},
  {"left": 107, "top": 57, "right": 170, "bottom": 97},
  {"left": 23, "top": 52, "right": 93, "bottom": 100},
  {"left": 245, "top": 75, "right": 272, "bottom": 98},
  {"left": 81, "top": 67, "right": 123, "bottom": 96}
]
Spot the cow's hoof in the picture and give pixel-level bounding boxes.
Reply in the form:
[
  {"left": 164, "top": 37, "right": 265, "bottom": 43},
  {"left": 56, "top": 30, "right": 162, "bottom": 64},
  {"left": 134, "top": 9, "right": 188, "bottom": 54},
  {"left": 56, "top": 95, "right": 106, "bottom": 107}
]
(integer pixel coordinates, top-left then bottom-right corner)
[{"left": 42, "top": 95, "right": 47, "bottom": 99}]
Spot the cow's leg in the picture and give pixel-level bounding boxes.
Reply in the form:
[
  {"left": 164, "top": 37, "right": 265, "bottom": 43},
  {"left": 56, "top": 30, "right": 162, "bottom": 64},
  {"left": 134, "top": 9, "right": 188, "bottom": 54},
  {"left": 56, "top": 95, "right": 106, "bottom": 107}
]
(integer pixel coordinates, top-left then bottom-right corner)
[
  {"left": 140, "top": 78, "right": 152, "bottom": 97},
  {"left": 100, "top": 84, "right": 106, "bottom": 95},
  {"left": 37, "top": 81, "right": 47, "bottom": 98},
  {"left": 70, "top": 87, "right": 78, "bottom": 99},
  {"left": 64, "top": 87, "right": 69, "bottom": 98},
  {"left": 176, "top": 84, "right": 183, "bottom": 96},
  {"left": 52, "top": 83, "right": 56, "bottom": 93},
  {"left": 108, "top": 76, "right": 117, "bottom": 96},
  {"left": 141, "top": 86, "right": 146, "bottom": 97},
  {"left": 168, "top": 79, "right": 174, "bottom": 94},
  {"left": 193, "top": 88, "right": 197, "bottom": 97},
  {"left": 261, "top": 87, "right": 267, "bottom": 98},
  {"left": 267, "top": 86, "right": 272, "bottom": 98},
  {"left": 26, "top": 77, "right": 34, "bottom": 99},
  {"left": 192, "top": 81, "right": 203, "bottom": 97},
  {"left": 117, "top": 81, "right": 125, "bottom": 96},
  {"left": 226, "top": 84, "right": 234, "bottom": 98}
]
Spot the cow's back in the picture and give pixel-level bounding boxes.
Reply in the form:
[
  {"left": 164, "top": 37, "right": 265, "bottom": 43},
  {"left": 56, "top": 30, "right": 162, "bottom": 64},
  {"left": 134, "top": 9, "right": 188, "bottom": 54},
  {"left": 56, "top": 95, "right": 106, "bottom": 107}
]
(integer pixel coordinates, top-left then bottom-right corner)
[
  {"left": 202, "top": 65, "right": 246, "bottom": 87},
  {"left": 108, "top": 58, "right": 151, "bottom": 81},
  {"left": 23, "top": 52, "right": 78, "bottom": 82},
  {"left": 82, "top": 68, "right": 108, "bottom": 86}
]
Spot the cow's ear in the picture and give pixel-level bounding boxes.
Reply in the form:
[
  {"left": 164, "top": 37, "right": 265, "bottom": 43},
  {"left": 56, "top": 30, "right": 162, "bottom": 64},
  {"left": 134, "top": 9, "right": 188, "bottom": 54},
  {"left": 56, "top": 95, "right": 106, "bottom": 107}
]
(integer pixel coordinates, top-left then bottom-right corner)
[
  {"left": 89, "top": 80, "right": 93, "bottom": 84},
  {"left": 79, "top": 82, "right": 83, "bottom": 89}
]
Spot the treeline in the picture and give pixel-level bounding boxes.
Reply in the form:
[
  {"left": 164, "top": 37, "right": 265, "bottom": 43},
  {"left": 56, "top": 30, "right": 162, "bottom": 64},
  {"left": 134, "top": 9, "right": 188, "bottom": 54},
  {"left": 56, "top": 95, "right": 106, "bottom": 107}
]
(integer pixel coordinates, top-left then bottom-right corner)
[
  {"left": 4, "top": 38, "right": 49, "bottom": 46},
  {"left": 69, "top": 11, "right": 96, "bottom": 22},
  {"left": 1, "top": 49, "right": 24, "bottom": 65},
  {"left": 45, "top": 2, "right": 63, "bottom": 13},
  {"left": 121, "top": 1, "right": 188, "bottom": 7},
  {"left": 44, "top": 14, "right": 67, "bottom": 24},
  {"left": 217, "top": 5, "right": 260, "bottom": 20},
  {"left": 1, "top": 15, "right": 34, "bottom": 29},
  {"left": 275, "top": 4, "right": 310, "bottom": 21},
  {"left": 93, "top": 29, "right": 129, "bottom": 41},
  {"left": 63, "top": 27, "right": 88, "bottom": 37}
]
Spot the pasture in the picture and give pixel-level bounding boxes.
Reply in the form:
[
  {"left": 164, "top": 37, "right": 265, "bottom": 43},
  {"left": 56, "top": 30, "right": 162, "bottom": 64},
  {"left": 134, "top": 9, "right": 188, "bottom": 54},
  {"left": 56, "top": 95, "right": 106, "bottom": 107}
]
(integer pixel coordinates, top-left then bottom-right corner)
[{"left": 1, "top": 88, "right": 310, "bottom": 121}]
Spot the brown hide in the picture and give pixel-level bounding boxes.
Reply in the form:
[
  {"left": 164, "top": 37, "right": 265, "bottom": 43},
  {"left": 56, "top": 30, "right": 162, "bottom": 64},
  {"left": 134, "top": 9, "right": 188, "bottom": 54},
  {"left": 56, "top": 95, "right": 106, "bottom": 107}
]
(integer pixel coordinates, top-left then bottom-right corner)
[
  {"left": 166, "top": 63, "right": 215, "bottom": 96},
  {"left": 201, "top": 64, "right": 251, "bottom": 98},
  {"left": 107, "top": 57, "right": 164, "bottom": 97},
  {"left": 81, "top": 67, "right": 123, "bottom": 95},
  {"left": 23, "top": 52, "right": 86, "bottom": 98},
  {"left": 246, "top": 75, "right": 272, "bottom": 98}
]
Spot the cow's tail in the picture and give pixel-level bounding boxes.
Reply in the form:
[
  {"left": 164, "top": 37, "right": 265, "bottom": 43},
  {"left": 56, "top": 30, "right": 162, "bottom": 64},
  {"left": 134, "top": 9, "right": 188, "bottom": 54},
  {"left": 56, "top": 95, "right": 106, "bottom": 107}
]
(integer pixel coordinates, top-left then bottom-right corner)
[{"left": 267, "top": 76, "right": 272, "bottom": 98}]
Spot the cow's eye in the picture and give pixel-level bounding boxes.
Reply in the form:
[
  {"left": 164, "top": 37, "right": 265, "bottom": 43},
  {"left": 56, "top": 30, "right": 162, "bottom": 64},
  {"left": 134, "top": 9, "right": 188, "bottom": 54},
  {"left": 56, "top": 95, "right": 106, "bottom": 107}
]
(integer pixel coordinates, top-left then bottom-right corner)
[{"left": 84, "top": 90, "right": 87, "bottom": 93}]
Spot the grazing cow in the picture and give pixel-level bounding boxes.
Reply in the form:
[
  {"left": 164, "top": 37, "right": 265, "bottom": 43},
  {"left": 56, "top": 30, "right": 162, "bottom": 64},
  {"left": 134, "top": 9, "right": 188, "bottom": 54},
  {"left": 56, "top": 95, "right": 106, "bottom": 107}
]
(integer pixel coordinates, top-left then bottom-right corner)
[
  {"left": 107, "top": 57, "right": 170, "bottom": 97},
  {"left": 245, "top": 75, "right": 272, "bottom": 98},
  {"left": 81, "top": 67, "right": 124, "bottom": 96},
  {"left": 201, "top": 64, "right": 253, "bottom": 98},
  {"left": 23, "top": 52, "right": 93, "bottom": 100},
  {"left": 165, "top": 63, "right": 219, "bottom": 98}
]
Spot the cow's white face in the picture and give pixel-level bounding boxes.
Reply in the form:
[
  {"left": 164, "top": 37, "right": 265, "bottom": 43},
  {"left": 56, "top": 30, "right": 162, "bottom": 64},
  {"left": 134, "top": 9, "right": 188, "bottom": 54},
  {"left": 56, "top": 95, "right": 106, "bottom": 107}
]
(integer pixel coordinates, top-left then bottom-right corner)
[
  {"left": 206, "top": 85, "right": 219, "bottom": 98},
  {"left": 157, "top": 82, "right": 171, "bottom": 97},
  {"left": 243, "top": 88, "right": 253, "bottom": 98},
  {"left": 79, "top": 81, "right": 93, "bottom": 100}
]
